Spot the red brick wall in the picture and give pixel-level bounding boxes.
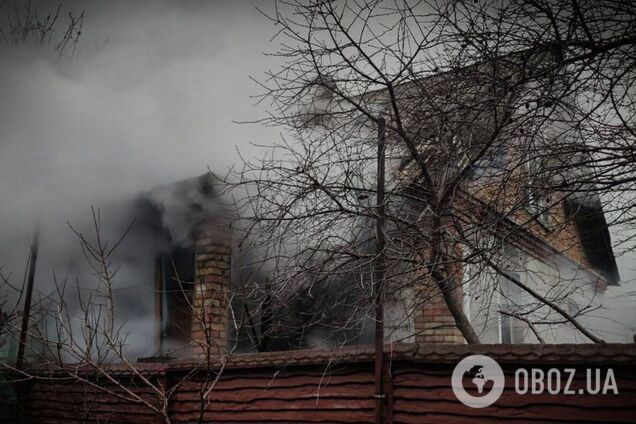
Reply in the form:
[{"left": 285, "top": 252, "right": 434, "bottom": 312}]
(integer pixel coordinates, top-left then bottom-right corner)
[
  {"left": 191, "top": 217, "right": 231, "bottom": 357},
  {"left": 412, "top": 239, "right": 465, "bottom": 345},
  {"left": 414, "top": 289, "right": 464, "bottom": 344}
]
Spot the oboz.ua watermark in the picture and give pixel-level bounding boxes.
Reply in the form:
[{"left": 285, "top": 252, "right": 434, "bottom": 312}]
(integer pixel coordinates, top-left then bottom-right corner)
[{"left": 451, "top": 354, "right": 619, "bottom": 408}]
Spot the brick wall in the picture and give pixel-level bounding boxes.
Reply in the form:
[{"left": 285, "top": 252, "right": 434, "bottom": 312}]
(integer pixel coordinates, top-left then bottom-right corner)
[
  {"left": 412, "top": 226, "right": 466, "bottom": 345},
  {"left": 469, "top": 170, "right": 597, "bottom": 276},
  {"left": 407, "top": 186, "right": 610, "bottom": 344},
  {"left": 191, "top": 217, "right": 232, "bottom": 357},
  {"left": 184, "top": 188, "right": 602, "bottom": 351},
  {"left": 414, "top": 288, "right": 465, "bottom": 344}
]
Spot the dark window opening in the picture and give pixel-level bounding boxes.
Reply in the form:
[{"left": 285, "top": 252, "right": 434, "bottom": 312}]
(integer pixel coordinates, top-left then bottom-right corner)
[
  {"left": 155, "top": 247, "right": 195, "bottom": 353},
  {"left": 563, "top": 196, "right": 620, "bottom": 285}
]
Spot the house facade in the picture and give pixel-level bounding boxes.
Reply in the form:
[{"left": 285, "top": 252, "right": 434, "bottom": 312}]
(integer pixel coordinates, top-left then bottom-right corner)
[
  {"left": 146, "top": 56, "right": 620, "bottom": 354},
  {"left": 146, "top": 167, "right": 618, "bottom": 356}
]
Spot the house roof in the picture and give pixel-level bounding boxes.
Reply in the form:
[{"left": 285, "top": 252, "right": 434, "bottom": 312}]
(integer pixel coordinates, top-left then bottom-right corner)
[{"left": 204, "top": 343, "right": 636, "bottom": 368}]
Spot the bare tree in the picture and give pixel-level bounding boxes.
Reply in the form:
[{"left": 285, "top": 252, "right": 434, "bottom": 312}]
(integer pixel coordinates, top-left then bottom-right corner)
[
  {"left": 0, "top": 0, "right": 85, "bottom": 360},
  {"left": 0, "top": 208, "right": 241, "bottom": 424},
  {"left": 0, "top": 3, "right": 241, "bottom": 422},
  {"left": 0, "top": 1, "right": 84, "bottom": 58},
  {"left": 231, "top": 0, "right": 635, "bottom": 347}
]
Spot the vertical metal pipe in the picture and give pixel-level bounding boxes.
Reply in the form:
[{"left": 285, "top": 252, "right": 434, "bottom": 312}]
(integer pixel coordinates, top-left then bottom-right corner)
[
  {"left": 155, "top": 255, "right": 164, "bottom": 355},
  {"left": 374, "top": 116, "right": 386, "bottom": 424},
  {"left": 17, "top": 228, "right": 39, "bottom": 370}
]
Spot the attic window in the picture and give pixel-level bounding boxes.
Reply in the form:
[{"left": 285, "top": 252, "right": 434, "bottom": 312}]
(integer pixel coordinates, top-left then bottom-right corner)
[
  {"left": 523, "top": 158, "right": 551, "bottom": 227},
  {"left": 155, "top": 247, "right": 195, "bottom": 353}
]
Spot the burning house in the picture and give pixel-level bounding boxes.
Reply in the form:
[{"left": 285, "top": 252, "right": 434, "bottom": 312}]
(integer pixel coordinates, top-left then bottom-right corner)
[
  {"left": 135, "top": 160, "right": 620, "bottom": 359},
  {"left": 0, "top": 53, "right": 617, "bottom": 369}
]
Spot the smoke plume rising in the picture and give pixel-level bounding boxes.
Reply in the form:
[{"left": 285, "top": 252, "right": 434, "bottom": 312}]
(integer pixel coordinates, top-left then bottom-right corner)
[{"left": 0, "top": 0, "right": 277, "bottom": 357}]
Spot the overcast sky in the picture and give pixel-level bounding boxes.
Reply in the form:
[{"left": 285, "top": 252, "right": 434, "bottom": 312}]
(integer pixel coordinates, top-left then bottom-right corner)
[{"left": 0, "top": 0, "right": 634, "bottom": 350}]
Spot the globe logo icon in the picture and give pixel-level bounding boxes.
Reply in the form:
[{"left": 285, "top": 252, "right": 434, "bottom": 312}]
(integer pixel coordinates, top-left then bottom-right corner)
[
  {"left": 451, "top": 355, "right": 505, "bottom": 408},
  {"left": 472, "top": 366, "right": 489, "bottom": 393}
]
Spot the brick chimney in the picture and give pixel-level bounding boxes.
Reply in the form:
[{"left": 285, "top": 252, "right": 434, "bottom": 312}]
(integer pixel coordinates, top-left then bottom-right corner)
[{"left": 191, "top": 216, "right": 232, "bottom": 357}]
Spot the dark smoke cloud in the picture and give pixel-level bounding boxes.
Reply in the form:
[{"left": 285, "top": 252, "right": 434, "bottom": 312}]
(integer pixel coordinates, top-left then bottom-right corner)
[{"left": 0, "top": 0, "right": 278, "bottom": 357}]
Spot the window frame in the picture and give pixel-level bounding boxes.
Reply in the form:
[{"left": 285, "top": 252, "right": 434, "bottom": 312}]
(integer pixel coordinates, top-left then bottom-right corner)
[{"left": 522, "top": 158, "right": 552, "bottom": 228}]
